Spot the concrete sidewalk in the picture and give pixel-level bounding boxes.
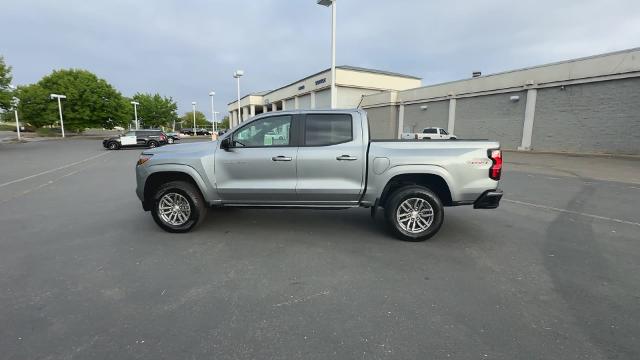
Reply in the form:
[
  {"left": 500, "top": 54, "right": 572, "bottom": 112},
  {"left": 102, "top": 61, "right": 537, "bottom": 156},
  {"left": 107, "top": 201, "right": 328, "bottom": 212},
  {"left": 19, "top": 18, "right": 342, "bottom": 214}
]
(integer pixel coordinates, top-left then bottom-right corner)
[{"left": 505, "top": 150, "right": 640, "bottom": 184}]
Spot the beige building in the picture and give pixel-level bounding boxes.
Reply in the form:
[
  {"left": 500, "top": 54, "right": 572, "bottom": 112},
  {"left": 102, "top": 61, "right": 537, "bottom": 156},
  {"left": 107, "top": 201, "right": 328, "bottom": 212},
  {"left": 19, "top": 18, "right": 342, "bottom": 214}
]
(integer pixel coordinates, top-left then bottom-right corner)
[{"left": 227, "top": 66, "right": 421, "bottom": 127}]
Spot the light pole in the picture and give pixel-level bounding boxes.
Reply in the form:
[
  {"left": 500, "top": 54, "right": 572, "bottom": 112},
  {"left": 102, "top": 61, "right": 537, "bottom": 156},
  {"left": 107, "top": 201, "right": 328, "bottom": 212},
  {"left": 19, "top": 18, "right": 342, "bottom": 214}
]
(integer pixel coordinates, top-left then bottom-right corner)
[
  {"left": 213, "top": 111, "right": 220, "bottom": 132},
  {"left": 209, "top": 91, "right": 216, "bottom": 132},
  {"left": 8, "top": 85, "right": 20, "bottom": 140},
  {"left": 317, "top": 0, "right": 337, "bottom": 109},
  {"left": 50, "top": 94, "right": 67, "bottom": 138},
  {"left": 191, "top": 101, "right": 197, "bottom": 132},
  {"left": 131, "top": 101, "right": 140, "bottom": 129},
  {"left": 233, "top": 70, "right": 244, "bottom": 125}
]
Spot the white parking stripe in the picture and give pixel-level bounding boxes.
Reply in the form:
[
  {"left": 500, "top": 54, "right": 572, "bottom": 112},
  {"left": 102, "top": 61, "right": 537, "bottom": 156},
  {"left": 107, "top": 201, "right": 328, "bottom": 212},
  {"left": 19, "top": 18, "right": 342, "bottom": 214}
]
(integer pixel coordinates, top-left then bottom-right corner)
[
  {"left": 503, "top": 199, "right": 640, "bottom": 227},
  {"left": 0, "top": 152, "right": 111, "bottom": 188}
]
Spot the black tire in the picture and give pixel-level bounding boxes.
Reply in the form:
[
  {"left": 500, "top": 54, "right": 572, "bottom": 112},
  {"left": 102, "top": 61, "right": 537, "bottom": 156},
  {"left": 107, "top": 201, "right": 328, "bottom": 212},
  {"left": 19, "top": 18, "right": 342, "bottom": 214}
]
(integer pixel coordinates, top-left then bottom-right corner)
[
  {"left": 148, "top": 140, "right": 159, "bottom": 148},
  {"left": 167, "top": 138, "right": 174, "bottom": 144},
  {"left": 151, "top": 181, "right": 207, "bottom": 233},
  {"left": 384, "top": 185, "right": 444, "bottom": 242},
  {"left": 107, "top": 141, "right": 120, "bottom": 150},
  {"left": 450, "top": 137, "right": 457, "bottom": 140}
]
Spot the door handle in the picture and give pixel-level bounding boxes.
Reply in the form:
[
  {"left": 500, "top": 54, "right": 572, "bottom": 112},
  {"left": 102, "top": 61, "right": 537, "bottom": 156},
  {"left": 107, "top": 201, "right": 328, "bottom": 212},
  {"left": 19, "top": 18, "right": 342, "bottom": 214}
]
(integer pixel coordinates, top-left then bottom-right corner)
[
  {"left": 336, "top": 155, "right": 358, "bottom": 161},
  {"left": 272, "top": 156, "right": 292, "bottom": 161}
]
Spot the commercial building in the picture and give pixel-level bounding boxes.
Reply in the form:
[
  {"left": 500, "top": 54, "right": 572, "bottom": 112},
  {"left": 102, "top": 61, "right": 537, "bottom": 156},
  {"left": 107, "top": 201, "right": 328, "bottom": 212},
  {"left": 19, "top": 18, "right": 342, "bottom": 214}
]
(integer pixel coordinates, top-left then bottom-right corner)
[
  {"left": 361, "top": 47, "right": 640, "bottom": 155},
  {"left": 227, "top": 66, "right": 421, "bottom": 127}
]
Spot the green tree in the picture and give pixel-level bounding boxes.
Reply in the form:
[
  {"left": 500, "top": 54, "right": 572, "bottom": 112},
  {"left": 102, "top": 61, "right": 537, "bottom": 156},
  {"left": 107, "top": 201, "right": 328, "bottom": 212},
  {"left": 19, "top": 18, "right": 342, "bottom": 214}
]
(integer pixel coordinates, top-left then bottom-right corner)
[
  {"left": 36, "top": 69, "right": 129, "bottom": 131},
  {"left": 0, "top": 56, "right": 13, "bottom": 111},
  {"left": 180, "top": 111, "right": 209, "bottom": 128},
  {"left": 17, "top": 84, "right": 57, "bottom": 128},
  {"left": 219, "top": 116, "right": 230, "bottom": 130},
  {"left": 131, "top": 92, "right": 178, "bottom": 129}
]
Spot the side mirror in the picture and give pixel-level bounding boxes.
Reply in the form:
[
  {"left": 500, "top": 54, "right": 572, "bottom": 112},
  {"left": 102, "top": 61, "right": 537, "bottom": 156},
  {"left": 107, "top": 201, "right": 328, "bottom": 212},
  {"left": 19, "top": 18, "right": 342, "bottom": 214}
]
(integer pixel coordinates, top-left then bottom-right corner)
[{"left": 220, "top": 137, "right": 231, "bottom": 150}]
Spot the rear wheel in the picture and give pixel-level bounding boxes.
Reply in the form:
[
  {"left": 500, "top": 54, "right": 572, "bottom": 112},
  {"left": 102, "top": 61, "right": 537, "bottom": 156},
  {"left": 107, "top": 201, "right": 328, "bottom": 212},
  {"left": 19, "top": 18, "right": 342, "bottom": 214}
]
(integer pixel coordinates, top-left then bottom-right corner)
[
  {"left": 148, "top": 140, "right": 159, "bottom": 148},
  {"left": 384, "top": 185, "right": 444, "bottom": 241},
  {"left": 151, "top": 181, "right": 207, "bottom": 233},
  {"left": 107, "top": 141, "right": 120, "bottom": 150}
]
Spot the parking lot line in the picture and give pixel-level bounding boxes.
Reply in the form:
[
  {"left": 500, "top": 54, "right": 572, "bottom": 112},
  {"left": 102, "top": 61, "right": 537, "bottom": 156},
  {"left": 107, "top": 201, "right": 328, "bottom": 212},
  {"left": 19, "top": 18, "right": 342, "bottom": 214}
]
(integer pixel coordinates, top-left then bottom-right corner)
[
  {"left": 0, "top": 152, "right": 111, "bottom": 189},
  {"left": 503, "top": 198, "right": 640, "bottom": 227}
]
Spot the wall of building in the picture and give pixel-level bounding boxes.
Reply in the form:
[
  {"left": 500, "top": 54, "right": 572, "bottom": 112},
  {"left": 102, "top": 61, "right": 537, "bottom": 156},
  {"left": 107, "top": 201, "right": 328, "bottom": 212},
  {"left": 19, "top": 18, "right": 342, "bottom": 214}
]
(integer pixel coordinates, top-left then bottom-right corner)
[
  {"left": 337, "top": 87, "right": 379, "bottom": 108},
  {"left": 298, "top": 94, "right": 311, "bottom": 109},
  {"left": 403, "top": 101, "right": 449, "bottom": 133},
  {"left": 455, "top": 91, "right": 527, "bottom": 150},
  {"left": 532, "top": 77, "right": 640, "bottom": 154},
  {"left": 284, "top": 98, "right": 295, "bottom": 110},
  {"left": 365, "top": 105, "right": 399, "bottom": 139},
  {"left": 361, "top": 48, "right": 640, "bottom": 155},
  {"left": 315, "top": 89, "right": 331, "bottom": 108}
]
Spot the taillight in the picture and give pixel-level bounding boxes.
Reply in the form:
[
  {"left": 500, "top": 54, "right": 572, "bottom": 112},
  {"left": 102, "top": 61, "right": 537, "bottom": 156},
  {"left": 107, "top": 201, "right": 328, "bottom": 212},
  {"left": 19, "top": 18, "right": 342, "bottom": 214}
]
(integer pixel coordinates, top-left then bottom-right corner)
[
  {"left": 160, "top": 134, "right": 166, "bottom": 140},
  {"left": 488, "top": 149, "right": 502, "bottom": 180}
]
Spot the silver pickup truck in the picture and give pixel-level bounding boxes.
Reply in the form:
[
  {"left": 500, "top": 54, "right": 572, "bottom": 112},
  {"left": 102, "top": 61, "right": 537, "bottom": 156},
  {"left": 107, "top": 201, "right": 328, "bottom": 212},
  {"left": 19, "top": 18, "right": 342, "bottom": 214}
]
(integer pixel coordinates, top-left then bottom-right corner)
[{"left": 135, "top": 109, "right": 503, "bottom": 241}]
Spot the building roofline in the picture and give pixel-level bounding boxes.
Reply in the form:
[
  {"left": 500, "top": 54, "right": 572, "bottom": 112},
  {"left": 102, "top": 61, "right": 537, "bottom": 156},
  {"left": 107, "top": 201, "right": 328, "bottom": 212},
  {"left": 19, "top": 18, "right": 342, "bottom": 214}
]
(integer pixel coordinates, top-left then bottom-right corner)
[
  {"left": 228, "top": 65, "right": 421, "bottom": 106},
  {"left": 425, "top": 46, "right": 640, "bottom": 88}
]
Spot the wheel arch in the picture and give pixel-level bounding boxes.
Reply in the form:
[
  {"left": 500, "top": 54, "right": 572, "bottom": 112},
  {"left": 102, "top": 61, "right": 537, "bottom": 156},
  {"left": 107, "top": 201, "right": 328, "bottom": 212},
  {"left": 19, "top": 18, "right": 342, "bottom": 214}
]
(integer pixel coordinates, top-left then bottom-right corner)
[
  {"left": 379, "top": 172, "right": 454, "bottom": 208},
  {"left": 143, "top": 167, "right": 208, "bottom": 210}
]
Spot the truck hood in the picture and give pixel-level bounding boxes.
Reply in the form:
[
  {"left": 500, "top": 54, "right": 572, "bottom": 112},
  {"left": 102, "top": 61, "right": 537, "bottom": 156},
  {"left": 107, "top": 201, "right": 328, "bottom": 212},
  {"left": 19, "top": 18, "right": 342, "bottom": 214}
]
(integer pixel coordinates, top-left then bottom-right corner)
[{"left": 143, "top": 141, "right": 217, "bottom": 155}]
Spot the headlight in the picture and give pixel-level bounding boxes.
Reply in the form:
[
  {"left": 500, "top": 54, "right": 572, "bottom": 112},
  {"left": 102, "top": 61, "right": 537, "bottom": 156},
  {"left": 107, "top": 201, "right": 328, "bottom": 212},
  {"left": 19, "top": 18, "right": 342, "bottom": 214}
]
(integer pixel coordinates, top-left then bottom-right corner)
[{"left": 136, "top": 154, "right": 153, "bottom": 166}]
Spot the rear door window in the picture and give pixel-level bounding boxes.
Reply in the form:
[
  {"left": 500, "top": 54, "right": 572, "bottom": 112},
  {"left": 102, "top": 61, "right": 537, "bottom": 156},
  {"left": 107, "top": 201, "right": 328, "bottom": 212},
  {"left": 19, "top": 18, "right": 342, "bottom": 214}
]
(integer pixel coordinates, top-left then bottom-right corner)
[{"left": 304, "top": 114, "right": 353, "bottom": 146}]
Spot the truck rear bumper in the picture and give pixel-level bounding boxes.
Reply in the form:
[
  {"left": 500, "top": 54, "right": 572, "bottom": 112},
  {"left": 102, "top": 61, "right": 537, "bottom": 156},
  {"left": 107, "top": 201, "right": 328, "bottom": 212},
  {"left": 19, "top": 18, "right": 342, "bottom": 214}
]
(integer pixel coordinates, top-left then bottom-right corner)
[{"left": 474, "top": 189, "right": 503, "bottom": 209}]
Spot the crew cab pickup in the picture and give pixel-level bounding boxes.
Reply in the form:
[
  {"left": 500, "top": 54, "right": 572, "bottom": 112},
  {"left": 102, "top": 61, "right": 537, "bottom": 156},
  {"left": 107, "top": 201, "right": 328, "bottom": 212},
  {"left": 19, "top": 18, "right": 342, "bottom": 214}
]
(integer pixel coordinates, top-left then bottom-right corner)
[{"left": 135, "top": 109, "right": 502, "bottom": 241}]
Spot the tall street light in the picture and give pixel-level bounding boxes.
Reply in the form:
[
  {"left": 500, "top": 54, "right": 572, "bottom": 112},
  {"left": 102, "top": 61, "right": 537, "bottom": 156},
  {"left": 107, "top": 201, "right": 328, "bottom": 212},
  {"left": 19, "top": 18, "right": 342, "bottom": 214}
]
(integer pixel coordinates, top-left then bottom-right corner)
[
  {"left": 209, "top": 91, "right": 216, "bottom": 132},
  {"left": 191, "top": 101, "right": 197, "bottom": 132},
  {"left": 8, "top": 85, "right": 20, "bottom": 140},
  {"left": 131, "top": 101, "right": 140, "bottom": 129},
  {"left": 233, "top": 70, "right": 244, "bottom": 125},
  {"left": 50, "top": 94, "right": 67, "bottom": 138},
  {"left": 317, "top": 0, "right": 337, "bottom": 109}
]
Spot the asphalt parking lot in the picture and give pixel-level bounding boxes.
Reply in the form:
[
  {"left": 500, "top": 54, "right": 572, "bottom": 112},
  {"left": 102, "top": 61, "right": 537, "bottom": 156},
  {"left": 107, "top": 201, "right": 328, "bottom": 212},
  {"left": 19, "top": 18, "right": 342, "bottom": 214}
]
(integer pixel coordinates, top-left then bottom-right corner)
[{"left": 1, "top": 139, "right": 639, "bottom": 360}]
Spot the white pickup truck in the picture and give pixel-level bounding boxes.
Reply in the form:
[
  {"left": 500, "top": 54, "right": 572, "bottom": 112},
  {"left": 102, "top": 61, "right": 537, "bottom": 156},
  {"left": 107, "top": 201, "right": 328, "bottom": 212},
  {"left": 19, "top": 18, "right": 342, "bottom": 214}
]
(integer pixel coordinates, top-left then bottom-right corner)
[{"left": 402, "top": 127, "right": 457, "bottom": 140}]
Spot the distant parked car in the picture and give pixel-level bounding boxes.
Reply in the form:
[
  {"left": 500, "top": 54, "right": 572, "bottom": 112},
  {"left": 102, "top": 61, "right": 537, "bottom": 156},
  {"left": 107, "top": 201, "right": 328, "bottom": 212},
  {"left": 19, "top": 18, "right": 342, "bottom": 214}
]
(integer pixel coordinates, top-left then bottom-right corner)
[
  {"left": 196, "top": 128, "right": 212, "bottom": 136},
  {"left": 103, "top": 130, "right": 168, "bottom": 150},
  {"left": 165, "top": 132, "right": 181, "bottom": 144},
  {"left": 180, "top": 128, "right": 194, "bottom": 136},
  {"left": 402, "top": 127, "right": 457, "bottom": 140},
  {"left": 13, "top": 124, "right": 36, "bottom": 132}
]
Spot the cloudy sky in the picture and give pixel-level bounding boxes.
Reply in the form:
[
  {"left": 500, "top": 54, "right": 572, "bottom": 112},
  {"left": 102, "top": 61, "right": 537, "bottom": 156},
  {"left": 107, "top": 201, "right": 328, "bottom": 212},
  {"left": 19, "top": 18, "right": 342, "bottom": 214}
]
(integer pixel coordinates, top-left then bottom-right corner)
[{"left": 3, "top": 0, "right": 640, "bottom": 116}]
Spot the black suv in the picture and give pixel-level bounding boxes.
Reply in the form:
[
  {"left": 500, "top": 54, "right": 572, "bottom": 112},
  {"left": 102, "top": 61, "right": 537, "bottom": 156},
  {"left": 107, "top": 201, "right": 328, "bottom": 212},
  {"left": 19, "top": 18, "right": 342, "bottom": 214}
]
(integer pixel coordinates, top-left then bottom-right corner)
[{"left": 103, "top": 130, "right": 168, "bottom": 150}]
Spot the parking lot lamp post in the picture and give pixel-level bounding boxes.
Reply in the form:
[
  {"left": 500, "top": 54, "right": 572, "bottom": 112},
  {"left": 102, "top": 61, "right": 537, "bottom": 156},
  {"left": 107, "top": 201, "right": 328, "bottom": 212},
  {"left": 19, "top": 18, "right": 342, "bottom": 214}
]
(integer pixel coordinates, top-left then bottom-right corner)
[
  {"left": 192, "top": 102, "right": 197, "bottom": 132},
  {"left": 209, "top": 91, "right": 216, "bottom": 132},
  {"left": 233, "top": 70, "right": 244, "bottom": 124},
  {"left": 317, "top": 0, "right": 337, "bottom": 109},
  {"left": 50, "top": 94, "right": 67, "bottom": 138},
  {"left": 130, "top": 101, "right": 140, "bottom": 129}
]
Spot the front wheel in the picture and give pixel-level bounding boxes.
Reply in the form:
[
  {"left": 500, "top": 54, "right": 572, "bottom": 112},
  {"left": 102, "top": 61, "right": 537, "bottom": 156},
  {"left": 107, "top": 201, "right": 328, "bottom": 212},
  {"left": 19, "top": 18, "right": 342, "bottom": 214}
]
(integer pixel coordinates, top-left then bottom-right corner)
[
  {"left": 151, "top": 181, "right": 207, "bottom": 233},
  {"left": 384, "top": 185, "right": 444, "bottom": 241},
  {"left": 167, "top": 138, "right": 174, "bottom": 144}
]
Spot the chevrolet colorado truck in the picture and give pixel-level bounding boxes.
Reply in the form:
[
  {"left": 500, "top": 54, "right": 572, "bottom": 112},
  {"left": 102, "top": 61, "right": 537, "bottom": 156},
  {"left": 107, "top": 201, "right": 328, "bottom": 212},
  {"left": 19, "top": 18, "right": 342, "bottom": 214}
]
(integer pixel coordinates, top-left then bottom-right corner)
[{"left": 135, "top": 109, "right": 503, "bottom": 241}]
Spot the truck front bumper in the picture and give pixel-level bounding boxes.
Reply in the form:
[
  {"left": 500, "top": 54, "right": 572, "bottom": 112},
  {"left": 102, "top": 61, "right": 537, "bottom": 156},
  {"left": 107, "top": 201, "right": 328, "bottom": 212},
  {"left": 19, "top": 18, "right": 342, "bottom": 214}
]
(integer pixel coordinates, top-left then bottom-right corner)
[{"left": 474, "top": 189, "right": 503, "bottom": 209}]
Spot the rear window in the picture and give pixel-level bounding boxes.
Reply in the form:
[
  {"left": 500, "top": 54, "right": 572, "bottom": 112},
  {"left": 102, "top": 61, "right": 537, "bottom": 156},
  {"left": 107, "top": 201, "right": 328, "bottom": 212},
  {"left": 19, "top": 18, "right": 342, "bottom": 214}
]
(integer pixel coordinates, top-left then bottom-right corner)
[
  {"left": 423, "top": 128, "right": 437, "bottom": 134},
  {"left": 304, "top": 114, "right": 353, "bottom": 146}
]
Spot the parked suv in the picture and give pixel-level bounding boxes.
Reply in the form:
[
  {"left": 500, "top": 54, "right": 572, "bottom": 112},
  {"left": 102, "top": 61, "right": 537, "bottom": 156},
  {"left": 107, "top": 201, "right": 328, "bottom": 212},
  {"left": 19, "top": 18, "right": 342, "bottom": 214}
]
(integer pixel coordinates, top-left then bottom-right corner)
[{"left": 103, "top": 130, "right": 168, "bottom": 150}]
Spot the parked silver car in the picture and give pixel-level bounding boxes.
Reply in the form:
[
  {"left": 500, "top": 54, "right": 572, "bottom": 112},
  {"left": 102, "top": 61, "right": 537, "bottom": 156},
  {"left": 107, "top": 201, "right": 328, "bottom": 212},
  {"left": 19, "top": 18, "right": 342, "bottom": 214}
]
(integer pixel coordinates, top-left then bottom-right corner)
[{"left": 135, "top": 109, "right": 503, "bottom": 241}]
